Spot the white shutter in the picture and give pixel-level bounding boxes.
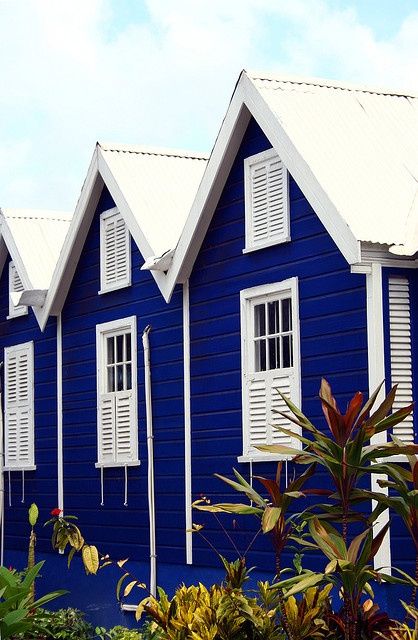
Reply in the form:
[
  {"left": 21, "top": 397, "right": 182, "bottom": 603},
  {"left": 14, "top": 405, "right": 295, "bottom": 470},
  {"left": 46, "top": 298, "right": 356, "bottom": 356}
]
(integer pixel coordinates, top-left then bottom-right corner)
[
  {"left": 245, "top": 149, "right": 289, "bottom": 250},
  {"left": 115, "top": 392, "right": 136, "bottom": 462},
  {"left": 388, "top": 276, "right": 415, "bottom": 443},
  {"left": 8, "top": 262, "right": 27, "bottom": 318},
  {"left": 98, "top": 395, "right": 116, "bottom": 463},
  {"left": 4, "top": 342, "right": 34, "bottom": 469},
  {"left": 100, "top": 209, "right": 131, "bottom": 292},
  {"left": 245, "top": 371, "right": 296, "bottom": 456}
]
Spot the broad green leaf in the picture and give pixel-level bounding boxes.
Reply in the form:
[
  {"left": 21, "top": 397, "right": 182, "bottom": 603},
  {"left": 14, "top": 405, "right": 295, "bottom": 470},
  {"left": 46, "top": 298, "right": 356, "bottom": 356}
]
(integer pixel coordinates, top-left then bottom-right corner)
[
  {"left": 261, "top": 506, "right": 282, "bottom": 533},
  {"left": 28, "top": 503, "right": 38, "bottom": 527}
]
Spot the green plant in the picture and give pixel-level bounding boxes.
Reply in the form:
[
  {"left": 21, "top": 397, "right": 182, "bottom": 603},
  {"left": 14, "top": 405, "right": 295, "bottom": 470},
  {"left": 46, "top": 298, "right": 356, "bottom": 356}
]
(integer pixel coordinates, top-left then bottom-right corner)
[
  {"left": 281, "top": 584, "right": 332, "bottom": 640},
  {"left": 27, "top": 502, "right": 39, "bottom": 605},
  {"left": 106, "top": 626, "right": 142, "bottom": 640},
  {"left": 22, "top": 607, "right": 95, "bottom": 639},
  {"left": 45, "top": 509, "right": 100, "bottom": 575},
  {"left": 259, "top": 380, "right": 416, "bottom": 539},
  {"left": 0, "top": 562, "right": 65, "bottom": 639},
  {"left": 193, "top": 462, "right": 315, "bottom": 639}
]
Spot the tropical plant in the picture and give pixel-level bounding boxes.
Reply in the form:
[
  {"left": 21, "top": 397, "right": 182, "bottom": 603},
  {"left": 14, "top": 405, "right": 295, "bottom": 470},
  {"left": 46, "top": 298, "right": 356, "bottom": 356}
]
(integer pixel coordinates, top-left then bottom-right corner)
[
  {"left": 135, "top": 581, "right": 280, "bottom": 640},
  {"left": 105, "top": 626, "right": 142, "bottom": 640},
  {"left": 193, "top": 462, "right": 315, "bottom": 639},
  {"left": 20, "top": 606, "right": 95, "bottom": 639},
  {"left": 275, "top": 517, "right": 414, "bottom": 640},
  {"left": 256, "top": 380, "right": 416, "bottom": 540},
  {"left": 370, "top": 440, "right": 418, "bottom": 605},
  {"left": 27, "top": 502, "right": 39, "bottom": 605},
  {"left": 0, "top": 562, "right": 65, "bottom": 639},
  {"left": 279, "top": 584, "right": 332, "bottom": 640},
  {"left": 45, "top": 509, "right": 100, "bottom": 575}
]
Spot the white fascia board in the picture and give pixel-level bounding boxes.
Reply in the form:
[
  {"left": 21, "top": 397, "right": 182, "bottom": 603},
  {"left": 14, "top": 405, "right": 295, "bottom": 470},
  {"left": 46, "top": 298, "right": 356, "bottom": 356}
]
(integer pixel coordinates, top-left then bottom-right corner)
[
  {"left": 243, "top": 76, "right": 360, "bottom": 265},
  {"left": 39, "top": 150, "right": 102, "bottom": 330},
  {"left": 164, "top": 73, "right": 361, "bottom": 301},
  {"left": 97, "top": 150, "right": 169, "bottom": 299},
  {"left": 0, "top": 234, "right": 9, "bottom": 282},
  {"left": 164, "top": 86, "right": 252, "bottom": 301}
]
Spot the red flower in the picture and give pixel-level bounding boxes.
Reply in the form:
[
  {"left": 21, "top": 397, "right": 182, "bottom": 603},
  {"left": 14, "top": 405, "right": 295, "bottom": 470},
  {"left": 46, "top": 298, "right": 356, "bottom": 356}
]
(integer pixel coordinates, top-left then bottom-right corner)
[{"left": 50, "top": 508, "right": 62, "bottom": 517}]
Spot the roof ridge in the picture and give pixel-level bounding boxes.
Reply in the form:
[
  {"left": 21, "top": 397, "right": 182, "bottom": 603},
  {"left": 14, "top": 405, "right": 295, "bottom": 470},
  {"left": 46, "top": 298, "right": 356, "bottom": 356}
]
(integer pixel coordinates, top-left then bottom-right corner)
[
  {"left": 246, "top": 70, "right": 418, "bottom": 99},
  {"left": 98, "top": 142, "right": 209, "bottom": 160}
]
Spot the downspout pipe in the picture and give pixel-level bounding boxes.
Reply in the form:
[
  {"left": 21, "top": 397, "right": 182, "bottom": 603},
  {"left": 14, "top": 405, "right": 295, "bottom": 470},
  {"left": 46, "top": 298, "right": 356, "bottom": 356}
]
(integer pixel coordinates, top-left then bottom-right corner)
[
  {"left": 57, "top": 314, "right": 64, "bottom": 516},
  {"left": 142, "top": 325, "right": 157, "bottom": 597}
]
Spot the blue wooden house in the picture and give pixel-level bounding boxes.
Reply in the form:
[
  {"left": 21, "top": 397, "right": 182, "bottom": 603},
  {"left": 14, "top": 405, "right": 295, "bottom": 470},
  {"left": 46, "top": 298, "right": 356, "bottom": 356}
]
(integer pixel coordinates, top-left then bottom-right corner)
[{"left": 1, "top": 72, "right": 418, "bottom": 626}]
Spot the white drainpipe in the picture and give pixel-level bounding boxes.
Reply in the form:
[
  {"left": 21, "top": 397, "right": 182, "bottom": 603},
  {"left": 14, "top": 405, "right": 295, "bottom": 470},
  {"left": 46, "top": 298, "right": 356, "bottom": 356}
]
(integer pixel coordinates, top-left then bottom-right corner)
[
  {"left": 57, "top": 314, "right": 64, "bottom": 515},
  {"left": 142, "top": 325, "right": 157, "bottom": 596}
]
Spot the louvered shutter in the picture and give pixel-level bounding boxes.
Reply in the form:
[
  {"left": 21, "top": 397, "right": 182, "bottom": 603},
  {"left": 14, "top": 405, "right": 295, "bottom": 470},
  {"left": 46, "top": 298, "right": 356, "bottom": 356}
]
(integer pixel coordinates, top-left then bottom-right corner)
[
  {"left": 98, "top": 395, "right": 116, "bottom": 463},
  {"left": 245, "top": 371, "right": 297, "bottom": 456},
  {"left": 388, "top": 276, "right": 415, "bottom": 443},
  {"left": 246, "top": 150, "right": 289, "bottom": 250},
  {"left": 5, "top": 342, "right": 34, "bottom": 469},
  {"left": 100, "top": 210, "right": 131, "bottom": 291},
  {"left": 8, "top": 262, "right": 27, "bottom": 318},
  {"left": 115, "top": 393, "right": 136, "bottom": 462}
]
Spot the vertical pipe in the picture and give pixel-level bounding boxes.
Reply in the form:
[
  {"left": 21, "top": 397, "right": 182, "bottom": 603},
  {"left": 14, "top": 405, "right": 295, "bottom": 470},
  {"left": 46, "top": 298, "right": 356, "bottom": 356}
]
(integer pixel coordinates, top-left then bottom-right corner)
[
  {"left": 57, "top": 314, "right": 64, "bottom": 514},
  {"left": 183, "top": 281, "right": 192, "bottom": 564},
  {"left": 142, "top": 325, "right": 156, "bottom": 596},
  {"left": 366, "top": 263, "right": 391, "bottom": 572}
]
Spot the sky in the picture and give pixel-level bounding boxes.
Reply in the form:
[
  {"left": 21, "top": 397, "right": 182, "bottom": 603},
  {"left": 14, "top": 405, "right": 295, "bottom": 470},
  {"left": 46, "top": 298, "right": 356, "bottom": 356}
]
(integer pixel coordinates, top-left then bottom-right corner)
[{"left": 0, "top": 0, "right": 418, "bottom": 212}]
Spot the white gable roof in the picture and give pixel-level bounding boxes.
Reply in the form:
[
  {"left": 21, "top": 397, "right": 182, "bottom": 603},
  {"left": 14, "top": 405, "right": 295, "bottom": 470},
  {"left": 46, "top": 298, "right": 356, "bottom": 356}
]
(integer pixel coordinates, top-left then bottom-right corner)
[
  {"left": 40, "top": 143, "right": 208, "bottom": 328},
  {"left": 99, "top": 144, "right": 208, "bottom": 256},
  {"left": 165, "top": 71, "right": 418, "bottom": 300},
  {"left": 250, "top": 73, "right": 418, "bottom": 251}
]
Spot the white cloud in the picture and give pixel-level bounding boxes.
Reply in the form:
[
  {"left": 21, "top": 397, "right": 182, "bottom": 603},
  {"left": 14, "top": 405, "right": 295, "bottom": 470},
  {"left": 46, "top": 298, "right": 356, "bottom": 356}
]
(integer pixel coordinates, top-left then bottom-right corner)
[{"left": 0, "top": 0, "right": 417, "bottom": 211}]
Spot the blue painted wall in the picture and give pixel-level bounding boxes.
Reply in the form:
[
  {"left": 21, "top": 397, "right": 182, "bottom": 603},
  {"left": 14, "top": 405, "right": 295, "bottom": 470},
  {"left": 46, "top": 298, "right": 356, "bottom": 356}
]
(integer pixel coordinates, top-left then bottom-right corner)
[
  {"left": 61, "top": 186, "right": 185, "bottom": 569},
  {"left": 188, "top": 117, "right": 369, "bottom": 572},
  {"left": 0, "top": 255, "right": 58, "bottom": 554}
]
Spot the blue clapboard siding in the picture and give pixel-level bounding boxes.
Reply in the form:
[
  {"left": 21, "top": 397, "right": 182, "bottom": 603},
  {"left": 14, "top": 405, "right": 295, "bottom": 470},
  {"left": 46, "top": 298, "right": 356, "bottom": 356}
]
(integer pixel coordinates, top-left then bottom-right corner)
[
  {"left": 0, "top": 255, "right": 58, "bottom": 553},
  {"left": 61, "top": 187, "right": 185, "bottom": 564},
  {"left": 382, "top": 267, "right": 418, "bottom": 575},
  {"left": 188, "top": 117, "right": 369, "bottom": 571}
]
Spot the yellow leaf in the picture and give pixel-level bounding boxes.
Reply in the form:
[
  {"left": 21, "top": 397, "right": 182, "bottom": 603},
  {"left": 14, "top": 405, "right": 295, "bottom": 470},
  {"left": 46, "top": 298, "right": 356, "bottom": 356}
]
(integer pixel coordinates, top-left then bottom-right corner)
[
  {"left": 124, "top": 580, "right": 138, "bottom": 597},
  {"left": 117, "top": 558, "right": 129, "bottom": 568},
  {"left": 28, "top": 503, "right": 39, "bottom": 527},
  {"left": 81, "top": 544, "right": 99, "bottom": 575}
]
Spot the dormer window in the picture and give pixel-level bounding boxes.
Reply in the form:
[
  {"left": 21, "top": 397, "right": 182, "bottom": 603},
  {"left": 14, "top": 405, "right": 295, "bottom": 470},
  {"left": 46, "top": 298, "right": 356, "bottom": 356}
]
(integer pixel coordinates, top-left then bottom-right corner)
[
  {"left": 8, "top": 261, "right": 27, "bottom": 319},
  {"left": 244, "top": 148, "right": 290, "bottom": 252},
  {"left": 99, "top": 208, "right": 131, "bottom": 293}
]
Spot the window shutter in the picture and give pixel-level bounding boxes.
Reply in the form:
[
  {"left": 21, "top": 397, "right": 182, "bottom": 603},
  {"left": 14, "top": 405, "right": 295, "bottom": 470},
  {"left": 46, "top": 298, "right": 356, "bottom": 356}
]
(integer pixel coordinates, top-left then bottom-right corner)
[
  {"left": 98, "top": 395, "right": 116, "bottom": 463},
  {"left": 388, "top": 276, "right": 414, "bottom": 443},
  {"left": 245, "top": 371, "right": 295, "bottom": 456},
  {"left": 101, "top": 210, "right": 131, "bottom": 291},
  {"left": 5, "top": 342, "right": 34, "bottom": 469},
  {"left": 246, "top": 150, "right": 289, "bottom": 250},
  {"left": 9, "top": 262, "right": 27, "bottom": 317},
  {"left": 115, "top": 392, "right": 135, "bottom": 462}
]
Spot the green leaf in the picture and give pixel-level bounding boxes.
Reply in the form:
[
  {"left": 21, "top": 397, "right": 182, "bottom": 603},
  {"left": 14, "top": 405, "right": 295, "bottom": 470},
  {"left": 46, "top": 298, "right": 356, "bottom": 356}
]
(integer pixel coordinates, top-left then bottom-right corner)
[
  {"left": 28, "top": 503, "right": 39, "bottom": 527},
  {"left": 261, "top": 506, "right": 282, "bottom": 533},
  {"left": 116, "top": 572, "right": 130, "bottom": 601},
  {"left": 194, "top": 502, "right": 263, "bottom": 515},
  {"left": 285, "top": 572, "right": 325, "bottom": 597}
]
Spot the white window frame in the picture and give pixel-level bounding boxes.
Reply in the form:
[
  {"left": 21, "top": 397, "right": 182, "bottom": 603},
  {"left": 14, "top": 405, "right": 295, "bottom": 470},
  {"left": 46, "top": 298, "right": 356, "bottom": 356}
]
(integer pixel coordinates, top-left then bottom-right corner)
[
  {"left": 4, "top": 341, "right": 36, "bottom": 471},
  {"left": 99, "top": 207, "right": 131, "bottom": 294},
  {"left": 95, "top": 316, "right": 139, "bottom": 468},
  {"left": 243, "top": 148, "right": 290, "bottom": 253},
  {"left": 239, "top": 278, "right": 301, "bottom": 462},
  {"left": 7, "top": 261, "right": 28, "bottom": 319}
]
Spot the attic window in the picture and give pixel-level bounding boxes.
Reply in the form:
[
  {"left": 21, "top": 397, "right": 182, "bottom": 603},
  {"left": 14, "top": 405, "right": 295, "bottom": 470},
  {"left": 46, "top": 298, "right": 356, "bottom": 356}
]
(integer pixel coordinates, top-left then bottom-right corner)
[
  {"left": 99, "top": 208, "right": 131, "bottom": 293},
  {"left": 244, "top": 148, "right": 290, "bottom": 252},
  {"left": 8, "top": 261, "right": 27, "bottom": 319}
]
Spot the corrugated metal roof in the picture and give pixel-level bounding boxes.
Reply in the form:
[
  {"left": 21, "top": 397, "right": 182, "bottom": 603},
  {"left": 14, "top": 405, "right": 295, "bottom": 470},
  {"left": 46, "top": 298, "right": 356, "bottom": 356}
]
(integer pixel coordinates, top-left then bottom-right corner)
[
  {"left": 248, "top": 72, "right": 418, "bottom": 252},
  {"left": 99, "top": 143, "right": 208, "bottom": 256},
  {"left": 0, "top": 209, "right": 72, "bottom": 289}
]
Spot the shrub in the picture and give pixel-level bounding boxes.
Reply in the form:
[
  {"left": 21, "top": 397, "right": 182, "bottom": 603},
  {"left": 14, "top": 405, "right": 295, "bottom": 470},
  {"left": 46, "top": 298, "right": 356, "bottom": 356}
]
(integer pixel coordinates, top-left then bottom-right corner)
[
  {"left": 107, "top": 626, "right": 142, "bottom": 640},
  {"left": 19, "top": 607, "right": 94, "bottom": 639}
]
